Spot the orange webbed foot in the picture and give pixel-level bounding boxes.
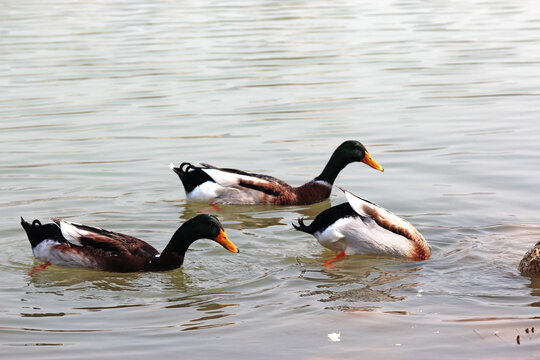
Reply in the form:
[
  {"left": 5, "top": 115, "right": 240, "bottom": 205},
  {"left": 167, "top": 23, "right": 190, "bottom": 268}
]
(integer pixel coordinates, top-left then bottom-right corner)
[
  {"left": 322, "top": 251, "right": 346, "bottom": 269},
  {"left": 28, "top": 261, "right": 52, "bottom": 276}
]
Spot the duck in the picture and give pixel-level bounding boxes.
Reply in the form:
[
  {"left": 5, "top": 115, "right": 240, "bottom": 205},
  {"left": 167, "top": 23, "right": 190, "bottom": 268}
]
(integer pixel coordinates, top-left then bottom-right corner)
[
  {"left": 20, "top": 214, "right": 239, "bottom": 273},
  {"left": 293, "top": 187, "right": 430, "bottom": 263},
  {"left": 518, "top": 242, "right": 540, "bottom": 276},
  {"left": 169, "top": 140, "right": 383, "bottom": 205}
]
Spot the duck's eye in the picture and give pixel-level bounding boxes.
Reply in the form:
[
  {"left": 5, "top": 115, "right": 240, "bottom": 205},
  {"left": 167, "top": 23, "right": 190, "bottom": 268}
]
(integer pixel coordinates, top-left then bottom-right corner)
[{"left": 209, "top": 223, "right": 219, "bottom": 235}]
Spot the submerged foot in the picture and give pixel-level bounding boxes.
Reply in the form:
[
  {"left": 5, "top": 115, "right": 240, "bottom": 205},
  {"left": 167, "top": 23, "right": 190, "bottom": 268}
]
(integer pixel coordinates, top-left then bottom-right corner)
[
  {"left": 28, "top": 261, "right": 52, "bottom": 276},
  {"left": 323, "top": 251, "right": 345, "bottom": 269},
  {"left": 196, "top": 203, "right": 221, "bottom": 213}
]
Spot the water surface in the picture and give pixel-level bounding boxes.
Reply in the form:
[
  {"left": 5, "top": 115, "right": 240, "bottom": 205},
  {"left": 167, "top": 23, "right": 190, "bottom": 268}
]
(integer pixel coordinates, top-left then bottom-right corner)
[{"left": 2, "top": 0, "right": 540, "bottom": 358}]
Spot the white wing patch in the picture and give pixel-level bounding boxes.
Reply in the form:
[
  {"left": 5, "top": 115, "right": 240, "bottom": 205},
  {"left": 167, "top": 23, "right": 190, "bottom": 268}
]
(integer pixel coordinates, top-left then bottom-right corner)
[
  {"left": 202, "top": 168, "right": 272, "bottom": 188},
  {"left": 55, "top": 219, "right": 89, "bottom": 246}
]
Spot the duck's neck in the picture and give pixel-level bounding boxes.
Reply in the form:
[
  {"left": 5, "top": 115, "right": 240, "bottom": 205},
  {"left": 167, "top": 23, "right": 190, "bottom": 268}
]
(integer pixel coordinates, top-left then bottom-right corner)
[
  {"left": 144, "top": 252, "right": 184, "bottom": 271},
  {"left": 314, "top": 152, "right": 348, "bottom": 185},
  {"left": 145, "top": 225, "right": 198, "bottom": 271},
  {"left": 162, "top": 224, "right": 198, "bottom": 256}
]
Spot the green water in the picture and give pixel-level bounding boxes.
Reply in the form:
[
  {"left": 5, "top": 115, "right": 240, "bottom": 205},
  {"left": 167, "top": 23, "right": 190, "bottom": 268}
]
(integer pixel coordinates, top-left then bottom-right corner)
[{"left": 2, "top": 0, "right": 540, "bottom": 358}]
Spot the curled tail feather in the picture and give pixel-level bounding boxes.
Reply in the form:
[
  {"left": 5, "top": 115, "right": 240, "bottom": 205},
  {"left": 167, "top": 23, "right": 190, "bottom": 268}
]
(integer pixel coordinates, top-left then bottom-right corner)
[
  {"left": 169, "top": 162, "right": 198, "bottom": 177},
  {"left": 169, "top": 162, "right": 216, "bottom": 194},
  {"left": 292, "top": 217, "right": 311, "bottom": 233}
]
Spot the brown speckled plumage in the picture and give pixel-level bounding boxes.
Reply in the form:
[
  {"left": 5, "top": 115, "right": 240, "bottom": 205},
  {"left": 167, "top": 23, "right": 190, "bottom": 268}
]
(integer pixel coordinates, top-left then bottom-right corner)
[{"left": 519, "top": 242, "right": 540, "bottom": 276}]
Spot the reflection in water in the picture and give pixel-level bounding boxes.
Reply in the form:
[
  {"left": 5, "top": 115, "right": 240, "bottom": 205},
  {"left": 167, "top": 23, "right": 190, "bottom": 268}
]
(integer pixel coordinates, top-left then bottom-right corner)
[
  {"left": 165, "top": 293, "right": 239, "bottom": 331},
  {"left": 526, "top": 277, "right": 540, "bottom": 307},
  {"left": 181, "top": 203, "right": 284, "bottom": 230},
  {"left": 24, "top": 265, "right": 240, "bottom": 332},
  {"left": 27, "top": 265, "right": 147, "bottom": 291},
  {"left": 20, "top": 312, "right": 69, "bottom": 318},
  {"left": 298, "top": 256, "right": 423, "bottom": 311},
  {"left": 179, "top": 200, "right": 332, "bottom": 230},
  {"left": 73, "top": 304, "right": 145, "bottom": 311}
]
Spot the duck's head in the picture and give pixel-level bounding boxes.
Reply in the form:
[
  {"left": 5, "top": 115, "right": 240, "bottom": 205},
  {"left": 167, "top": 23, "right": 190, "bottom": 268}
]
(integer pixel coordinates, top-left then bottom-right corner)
[
  {"left": 315, "top": 140, "right": 383, "bottom": 185},
  {"left": 191, "top": 214, "right": 239, "bottom": 253},
  {"left": 164, "top": 214, "right": 239, "bottom": 255},
  {"left": 335, "top": 140, "right": 384, "bottom": 171}
]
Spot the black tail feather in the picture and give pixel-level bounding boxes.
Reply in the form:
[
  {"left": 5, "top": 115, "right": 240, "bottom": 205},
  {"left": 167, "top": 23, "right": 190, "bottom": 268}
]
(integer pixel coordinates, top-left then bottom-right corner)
[
  {"left": 292, "top": 217, "right": 312, "bottom": 233},
  {"left": 21, "top": 217, "right": 64, "bottom": 248},
  {"left": 20, "top": 217, "right": 32, "bottom": 232}
]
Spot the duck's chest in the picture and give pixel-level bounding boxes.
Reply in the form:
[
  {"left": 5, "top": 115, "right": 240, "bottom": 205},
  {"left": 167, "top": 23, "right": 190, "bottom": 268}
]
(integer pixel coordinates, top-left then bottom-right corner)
[{"left": 282, "top": 181, "right": 332, "bottom": 205}]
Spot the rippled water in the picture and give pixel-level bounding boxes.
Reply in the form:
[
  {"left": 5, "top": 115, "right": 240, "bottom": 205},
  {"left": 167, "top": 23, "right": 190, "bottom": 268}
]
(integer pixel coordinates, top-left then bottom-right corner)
[{"left": 2, "top": 0, "right": 540, "bottom": 358}]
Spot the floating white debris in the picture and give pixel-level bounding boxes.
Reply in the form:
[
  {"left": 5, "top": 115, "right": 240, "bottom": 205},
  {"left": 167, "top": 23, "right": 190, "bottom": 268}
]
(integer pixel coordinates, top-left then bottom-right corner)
[
  {"left": 328, "top": 332, "right": 341, "bottom": 342},
  {"left": 417, "top": 289, "right": 424, "bottom": 297}
]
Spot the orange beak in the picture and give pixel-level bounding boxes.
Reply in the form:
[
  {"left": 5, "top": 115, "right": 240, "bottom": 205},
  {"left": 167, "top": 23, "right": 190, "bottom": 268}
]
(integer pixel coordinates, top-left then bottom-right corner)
[
  {"left": 361, "top": 151, "right": 384, "bottom": 172},
  {"left": 213, "top": 229, "right": 239, "bottom": 253}
]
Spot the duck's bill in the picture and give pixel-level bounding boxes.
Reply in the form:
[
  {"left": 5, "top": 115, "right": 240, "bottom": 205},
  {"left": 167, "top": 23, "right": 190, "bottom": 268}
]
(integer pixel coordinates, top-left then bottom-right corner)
[
  {"left": 214, "top": 229, "right": 239, "bottom": 253},
  {"left": 361, "top": 152, "right": 384, "bottom": 172}
]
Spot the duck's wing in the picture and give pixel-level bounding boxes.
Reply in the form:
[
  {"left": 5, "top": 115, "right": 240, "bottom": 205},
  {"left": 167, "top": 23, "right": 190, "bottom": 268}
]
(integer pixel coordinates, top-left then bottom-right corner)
[
  {"left": 200, "top": 163, "right": 293, "bottom": 197},
  {"left": 201, "top": 163, "right": 290, "bottom": 187},
  {"left": 53, "top": 219, "right": 159, "bottom": 258},
  {"left": 337, "top": 187, "right": 425, "bottom": 243}
]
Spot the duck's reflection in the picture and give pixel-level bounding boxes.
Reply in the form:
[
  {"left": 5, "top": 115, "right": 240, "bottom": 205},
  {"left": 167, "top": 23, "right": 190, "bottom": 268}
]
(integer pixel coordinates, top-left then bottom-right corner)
[
  {"left": 26, "top": 263, "right": 146, "bottom": 290},
  {"left": 27, "top": 265, "right": 240, "bottom": 331},
  {"left": 298, "top": 255, "right": 423, "bottom": 310},
  {"left": 526, "top": 277, "right": 540, "bottom": 307},
  {"left": 179, "top": 200, "right": 332, "bottom": 230}
]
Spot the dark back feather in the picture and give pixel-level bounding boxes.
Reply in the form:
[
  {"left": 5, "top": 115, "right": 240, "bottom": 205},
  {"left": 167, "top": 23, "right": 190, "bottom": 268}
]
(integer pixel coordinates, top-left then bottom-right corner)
[{"left": 66, "top": 222, "right": 159, "bottom": 258}]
